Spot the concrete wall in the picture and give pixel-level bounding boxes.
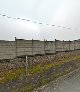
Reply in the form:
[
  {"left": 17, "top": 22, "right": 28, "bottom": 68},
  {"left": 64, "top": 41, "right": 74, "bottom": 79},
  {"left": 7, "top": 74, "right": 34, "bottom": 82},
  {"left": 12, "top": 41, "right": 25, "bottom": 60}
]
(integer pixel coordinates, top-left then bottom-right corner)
[
  {"left": 0, "top": 38, "right": 80, "bottom": 59},
  {"left": 56, "top": 40, "right": 64, "bottom": 51},
  {"left": 44, "top": 41, "right": 55, "bottom": 53},
  {"left": 0, "top": 40, "right": 15, "bottom": 59},
  {"left": 16, "top": 39, "right": 32, "bottom": 56},
  {"left": 74, "top": 40, "right": 80, "bottom": 50},
  {"left": 32, "top": 40, "right": 44, "bottom": 55},
  {"left": 27, "top": 50, "right": 80, "bottom": 65}
]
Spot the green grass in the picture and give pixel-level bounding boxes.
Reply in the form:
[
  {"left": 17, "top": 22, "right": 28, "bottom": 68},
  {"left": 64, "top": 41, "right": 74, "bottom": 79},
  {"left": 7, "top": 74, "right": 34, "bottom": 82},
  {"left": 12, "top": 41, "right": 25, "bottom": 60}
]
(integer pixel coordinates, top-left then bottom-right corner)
[
  {"left": 0, "top": 67, "right": 26, "bottom": 84},
  {"left": 11, "top": 69, "right": 74, "bottom": 92},
  {"left": 11, "top": 55, "right": 80, "bottom": 92},
  {"left": 1, "top": 55, "right": 80, "bottom": 85},
  {"left": 12, "top": 85, "right": 34, "bottom": 92},
  {"left": 1, "top": 53, "right": 80, "bottom": 92},
  {"left": 2, "top": 54, "right": 80, "bottom": 84},
  {"left": 27, "top": 55, "right": 80, "bottom": 75}
]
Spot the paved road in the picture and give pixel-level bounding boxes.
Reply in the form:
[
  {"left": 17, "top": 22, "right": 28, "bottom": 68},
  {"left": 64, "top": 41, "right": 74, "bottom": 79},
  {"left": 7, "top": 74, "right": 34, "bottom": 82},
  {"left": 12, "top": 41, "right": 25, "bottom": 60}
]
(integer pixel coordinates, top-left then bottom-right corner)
[{"left": 39, "top": 70, "right": 80, "bottom": 92}]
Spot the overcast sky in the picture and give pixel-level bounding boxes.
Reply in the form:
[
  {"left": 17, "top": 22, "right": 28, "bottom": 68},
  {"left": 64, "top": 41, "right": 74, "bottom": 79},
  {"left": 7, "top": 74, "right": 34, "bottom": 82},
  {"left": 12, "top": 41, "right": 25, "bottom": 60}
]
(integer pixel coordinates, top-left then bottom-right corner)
[{"left": 0, "top": 0, "right": 80, "bottom": 41}]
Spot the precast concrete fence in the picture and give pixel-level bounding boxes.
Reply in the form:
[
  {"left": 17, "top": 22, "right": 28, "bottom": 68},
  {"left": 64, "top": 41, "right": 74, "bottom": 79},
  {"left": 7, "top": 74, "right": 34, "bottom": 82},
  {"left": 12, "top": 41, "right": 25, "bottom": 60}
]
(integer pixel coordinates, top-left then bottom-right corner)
[{"left": 0, "top": 37, "right": 80, "bottom": 60}]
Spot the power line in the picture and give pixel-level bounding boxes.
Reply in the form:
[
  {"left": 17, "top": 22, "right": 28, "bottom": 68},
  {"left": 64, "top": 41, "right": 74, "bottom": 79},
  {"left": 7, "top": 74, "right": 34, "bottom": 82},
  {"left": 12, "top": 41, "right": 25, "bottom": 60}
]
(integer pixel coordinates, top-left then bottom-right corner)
[{"left": 0, "top": 13, "right": 79, "bottom": 30}]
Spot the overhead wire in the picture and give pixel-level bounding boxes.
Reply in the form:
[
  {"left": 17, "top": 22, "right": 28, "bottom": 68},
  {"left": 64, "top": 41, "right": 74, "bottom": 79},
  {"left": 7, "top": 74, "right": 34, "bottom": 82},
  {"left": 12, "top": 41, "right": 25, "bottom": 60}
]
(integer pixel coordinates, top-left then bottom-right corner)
[{"left": 0, "top": 13, "right": 79, "bottom": 30}]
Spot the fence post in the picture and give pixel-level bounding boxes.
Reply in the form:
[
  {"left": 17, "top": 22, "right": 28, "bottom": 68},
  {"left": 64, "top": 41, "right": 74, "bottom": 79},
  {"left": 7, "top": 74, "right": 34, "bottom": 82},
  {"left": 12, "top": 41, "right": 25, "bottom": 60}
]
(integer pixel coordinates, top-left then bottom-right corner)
[
  {"left": 15, "top": 37, "right": 17, "bottom": 58},
  {"left": 26, "top": 56, "right": 28, "bottom": 77},
  {"left": 74, "top": 40, "right": 75, "bottom": 50},
  {"left": 32, "top": 38, "right": 33, "bottom": 55},
  {"left": 44, "top": 39, "right": 45, "bottom": 54},
  {"left": 63, "top": 40, "right": 64, "bottom": 51},
  {"left": 69, "top": 40, "right": 70, "bottom": 51},
  {"left": 55, "top": 39, "right": 57, "bottom": 53}
]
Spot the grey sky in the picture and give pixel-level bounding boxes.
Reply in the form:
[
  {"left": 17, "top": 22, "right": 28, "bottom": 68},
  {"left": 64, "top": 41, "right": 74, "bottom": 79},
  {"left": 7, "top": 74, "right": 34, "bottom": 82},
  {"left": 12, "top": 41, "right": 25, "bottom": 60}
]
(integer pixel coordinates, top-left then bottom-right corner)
[{"left": 0, "top": 0, "right": 80, "bottom": 41}]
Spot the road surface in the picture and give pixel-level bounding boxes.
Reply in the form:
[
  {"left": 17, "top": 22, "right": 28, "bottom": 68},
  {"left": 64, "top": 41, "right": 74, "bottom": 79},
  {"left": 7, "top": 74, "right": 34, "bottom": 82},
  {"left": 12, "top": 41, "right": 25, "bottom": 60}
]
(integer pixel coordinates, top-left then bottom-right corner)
[{"left": 38, "top": 69, "right": 80, "bottom": 92}]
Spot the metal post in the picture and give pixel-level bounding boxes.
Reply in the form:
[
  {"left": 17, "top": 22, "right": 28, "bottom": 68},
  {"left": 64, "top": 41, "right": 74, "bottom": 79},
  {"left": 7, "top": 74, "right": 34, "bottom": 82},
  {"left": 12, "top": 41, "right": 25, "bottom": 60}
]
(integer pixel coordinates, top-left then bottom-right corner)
[
  {"left": 44, "top": 39, "right": 45, "bottom": 54},
  {"left": 15, "top": 37, "right": 17, "bottom": 58},
  {"left": 63, "top": 40, "right": 64, "bottom": 51},
  {"left": 69, "top": 40, "right": 70, "bottom": 51},
  {"left": 55, "top": 39, "right": 56, "bottom": 53},
  {"left": 74, "top": 40, "right": 75, "bottom": 50},
  {"left": 32, "top": 38, "right": 33, "bottom": 55},
  {"left": 26, "top": 56, "right": 28, "bottom": 76}
]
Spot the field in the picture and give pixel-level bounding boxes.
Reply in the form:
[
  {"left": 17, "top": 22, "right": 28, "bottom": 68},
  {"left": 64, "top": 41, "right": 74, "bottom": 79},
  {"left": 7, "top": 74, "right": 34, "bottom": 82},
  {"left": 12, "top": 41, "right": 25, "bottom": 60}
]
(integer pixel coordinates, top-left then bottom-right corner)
[{"left": 0, "top": 50, "right": 80, "bottom": 92}]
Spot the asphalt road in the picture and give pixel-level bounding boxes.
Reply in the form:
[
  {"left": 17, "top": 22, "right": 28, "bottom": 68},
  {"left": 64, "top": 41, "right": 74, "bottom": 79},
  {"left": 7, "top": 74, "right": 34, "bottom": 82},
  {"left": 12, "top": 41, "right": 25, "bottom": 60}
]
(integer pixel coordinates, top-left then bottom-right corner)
[{"left": 40, "top": 70, "right": 80, "bottom": 92}]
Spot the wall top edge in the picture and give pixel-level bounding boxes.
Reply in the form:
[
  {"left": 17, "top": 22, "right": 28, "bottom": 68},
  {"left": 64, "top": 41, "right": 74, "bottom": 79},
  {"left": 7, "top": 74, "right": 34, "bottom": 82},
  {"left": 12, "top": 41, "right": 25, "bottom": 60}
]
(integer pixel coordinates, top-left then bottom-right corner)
[{"left": 0, "top": 39, "right": 80, "bottom": 42}]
